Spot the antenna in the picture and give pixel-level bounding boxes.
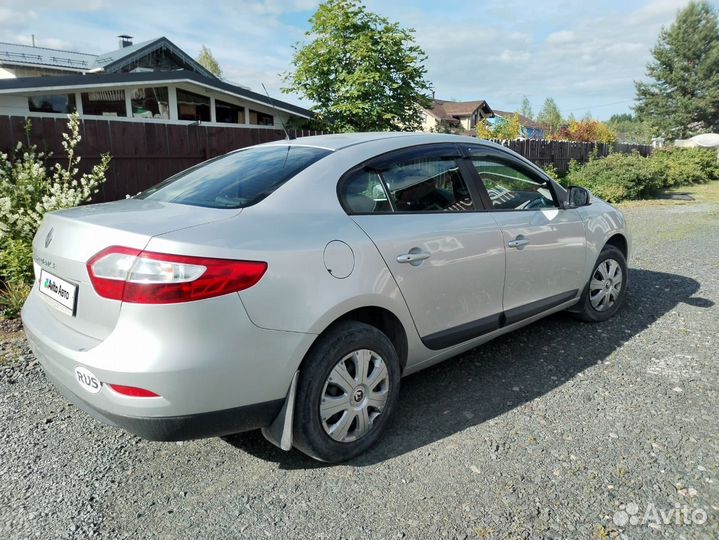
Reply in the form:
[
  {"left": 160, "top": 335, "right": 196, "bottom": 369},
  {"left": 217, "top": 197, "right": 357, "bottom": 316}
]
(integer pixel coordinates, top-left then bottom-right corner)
[{"left": 261, "top": 83, "right": 293, "bottom": 140}]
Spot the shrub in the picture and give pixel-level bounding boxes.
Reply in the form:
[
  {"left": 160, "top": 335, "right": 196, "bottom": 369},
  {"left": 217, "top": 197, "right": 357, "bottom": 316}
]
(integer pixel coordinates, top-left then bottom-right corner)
[
  {"left": 0, "top": 238, "right": 34, "bottom": 286},
  {"left": 649, "top": 147, "right": 719, "bottom": 187},
  {"left": 565, "top": 146, "right": 719, "bottom": 203},
  {"left": 0, "top": 280, "right": 31, "bottom": 319},
  {"left": 565, "top": 152, "right": 665, "bottom": 203}
]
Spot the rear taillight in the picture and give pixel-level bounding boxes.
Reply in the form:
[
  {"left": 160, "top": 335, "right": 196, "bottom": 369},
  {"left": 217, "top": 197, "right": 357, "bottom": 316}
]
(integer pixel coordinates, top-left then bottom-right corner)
[{"left": 87, "top": 246, "right": 267, "bottom": 304}]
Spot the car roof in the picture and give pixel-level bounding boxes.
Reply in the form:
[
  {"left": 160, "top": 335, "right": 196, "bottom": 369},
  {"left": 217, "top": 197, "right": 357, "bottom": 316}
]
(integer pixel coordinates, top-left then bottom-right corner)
[{"left": 261, "top": 132, "right": 501, "bottom": 152}]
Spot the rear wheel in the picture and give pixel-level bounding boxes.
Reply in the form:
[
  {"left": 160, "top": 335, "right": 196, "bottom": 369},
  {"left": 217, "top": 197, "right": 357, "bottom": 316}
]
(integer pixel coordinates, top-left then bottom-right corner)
[
  {"left": 293, "top": 321, "right": 400, "bottom": 462},
  {"left": 572, "top": 245, "right": 628, "bottom": 322}
]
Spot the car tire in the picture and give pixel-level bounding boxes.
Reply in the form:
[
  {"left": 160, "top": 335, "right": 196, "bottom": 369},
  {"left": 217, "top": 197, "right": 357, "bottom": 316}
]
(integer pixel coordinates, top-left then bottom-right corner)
[
  {"left": 292, "top": 321, "right": 400, "bottom": 463},
  {"left": 572, "top": 244, "right": 628, "bottom": 323}
]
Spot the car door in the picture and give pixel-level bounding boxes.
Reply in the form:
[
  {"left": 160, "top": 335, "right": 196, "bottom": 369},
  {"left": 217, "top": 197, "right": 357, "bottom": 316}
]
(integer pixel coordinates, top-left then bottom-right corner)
[
  {"left": 339, "top": 144, "right": 506, "bottom": 349},
  {"left": 463, "top": 146, "right": 587, "bottom": 323}
]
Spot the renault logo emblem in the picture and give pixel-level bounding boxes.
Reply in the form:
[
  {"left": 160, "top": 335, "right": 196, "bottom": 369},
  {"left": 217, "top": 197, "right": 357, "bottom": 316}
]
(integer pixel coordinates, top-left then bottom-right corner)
[{"left": 44, "top": 227, "right": 54, "bottom": 248}]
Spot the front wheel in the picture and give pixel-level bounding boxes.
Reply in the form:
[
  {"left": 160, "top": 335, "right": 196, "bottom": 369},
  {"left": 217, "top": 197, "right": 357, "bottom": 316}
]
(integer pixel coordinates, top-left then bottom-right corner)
[
  {"left": 572, "top": 245, "right": 628, "bottom": 322},
  {"left": 292, "top": 321, "right": 400, "bottom": 462}
]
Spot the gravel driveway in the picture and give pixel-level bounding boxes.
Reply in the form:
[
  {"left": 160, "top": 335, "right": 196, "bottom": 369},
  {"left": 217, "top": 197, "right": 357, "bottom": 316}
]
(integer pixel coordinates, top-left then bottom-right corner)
[{"left": 1, "top": 192, "right": 717, "bottom": 540}]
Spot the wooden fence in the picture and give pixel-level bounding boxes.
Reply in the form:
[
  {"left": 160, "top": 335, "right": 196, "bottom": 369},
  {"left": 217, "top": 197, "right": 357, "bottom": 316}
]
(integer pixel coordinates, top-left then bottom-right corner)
[
  {"left": 0, "top": 115, "right": 652, "bottom": 203},
  {"left": 490, "top": 139, "right": 653, "bottom": 174},
  {"left": 0, "top": 115, "right": 326, "bottom": 202}
]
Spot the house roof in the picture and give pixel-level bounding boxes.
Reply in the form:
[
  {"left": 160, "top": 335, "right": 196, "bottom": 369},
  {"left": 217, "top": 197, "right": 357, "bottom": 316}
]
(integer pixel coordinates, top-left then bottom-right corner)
[
  {"left": 0, "top": 70, "right": 313, "bottom": 119},
  {"left": 91, "top": 37, "right": 216, "bottom": 78},
  {"left": 0, "top": 37, "right": 216, "bottom": 78},
  {"left": 424, "top": 99, "right": 494, "bottom": 123},
  {"left": 0, "top": 41, "right": 96, "bottom": 72},
  {"left": 492, "top": 110, "right": 544, "bottom": 130}
]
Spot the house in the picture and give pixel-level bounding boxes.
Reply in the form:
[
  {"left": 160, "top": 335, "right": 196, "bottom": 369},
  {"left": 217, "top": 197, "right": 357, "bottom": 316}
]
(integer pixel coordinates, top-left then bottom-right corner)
[
  {"left": 421, "top": 99, "right": 494, "bottom": 133},
  {"left": 0, "top": 36, "right": 312, "bottom": 128},
  {"left": 490, "top": 110, "right": 545, "bottom": 139}
]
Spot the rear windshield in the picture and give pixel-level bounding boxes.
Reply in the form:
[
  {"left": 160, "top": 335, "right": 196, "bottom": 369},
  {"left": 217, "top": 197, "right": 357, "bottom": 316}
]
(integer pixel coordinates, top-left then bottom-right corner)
[{"left": 136, "top": 145, "right": 331, "bottom": 209}]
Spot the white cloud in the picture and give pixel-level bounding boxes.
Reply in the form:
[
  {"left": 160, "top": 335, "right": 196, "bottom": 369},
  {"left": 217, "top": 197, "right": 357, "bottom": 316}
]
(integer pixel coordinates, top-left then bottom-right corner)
[{"left": 545, "top": 30, "right": 576, "bottom": 45}]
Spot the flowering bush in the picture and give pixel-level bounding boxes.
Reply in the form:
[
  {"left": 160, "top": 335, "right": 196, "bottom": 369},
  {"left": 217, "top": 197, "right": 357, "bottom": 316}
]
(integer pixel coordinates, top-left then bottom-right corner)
[{"left": 0, "top": 113, "right": 110, "bottom": 317}]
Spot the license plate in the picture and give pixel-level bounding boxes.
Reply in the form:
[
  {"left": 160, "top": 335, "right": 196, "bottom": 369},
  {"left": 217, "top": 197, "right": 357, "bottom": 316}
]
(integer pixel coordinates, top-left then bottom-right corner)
[{"left": 39, "top": 269, "right": 78, "bottom": 316}]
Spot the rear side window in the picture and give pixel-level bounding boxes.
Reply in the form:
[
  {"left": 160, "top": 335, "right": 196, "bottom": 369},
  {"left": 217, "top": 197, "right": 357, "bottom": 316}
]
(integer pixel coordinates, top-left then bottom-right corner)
[{"left": 137, "top": 145, "right": 331, "bottom": 209}]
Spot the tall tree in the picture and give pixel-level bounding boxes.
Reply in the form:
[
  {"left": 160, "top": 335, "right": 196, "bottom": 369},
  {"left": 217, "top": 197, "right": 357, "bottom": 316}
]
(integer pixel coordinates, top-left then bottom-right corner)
[
  {"left": 282, "top": 0, "right": 432, "bottom": 132},
  {"left": 519, "top": 96, "right": 533, "bottom": 120},
  {"left": 635, "top": 1, "right": 719, "bottom": 138},
  {"left": 537, "top": 97, "right": 562, "bottom": 135},
  {"left": 196, "top": 45, "right": 222, "bottom": 78}
]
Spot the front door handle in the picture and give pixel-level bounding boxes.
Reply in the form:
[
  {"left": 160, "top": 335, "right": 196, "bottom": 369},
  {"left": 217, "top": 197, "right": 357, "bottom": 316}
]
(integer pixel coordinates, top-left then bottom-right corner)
[
  {"left": 507, "top": 237, "right": 529, "bottom": 249},
  {"left": 397, "top": 250, "right": 431, "bottom": 265}
]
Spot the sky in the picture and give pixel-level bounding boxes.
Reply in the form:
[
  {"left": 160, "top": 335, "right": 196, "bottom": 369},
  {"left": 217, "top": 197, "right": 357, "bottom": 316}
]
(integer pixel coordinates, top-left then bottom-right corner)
[{"left": 1, "top": 0, "right": 717, "bottom": 120}]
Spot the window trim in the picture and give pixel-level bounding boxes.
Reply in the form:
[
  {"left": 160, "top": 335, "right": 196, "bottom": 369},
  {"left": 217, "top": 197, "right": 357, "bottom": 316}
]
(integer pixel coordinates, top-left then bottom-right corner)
[
  {"left": 337, "top": 143, "right": 487, "bottom": 216},
  {"left": 463, "top": 146, "right": 561, "bottom": 211}
]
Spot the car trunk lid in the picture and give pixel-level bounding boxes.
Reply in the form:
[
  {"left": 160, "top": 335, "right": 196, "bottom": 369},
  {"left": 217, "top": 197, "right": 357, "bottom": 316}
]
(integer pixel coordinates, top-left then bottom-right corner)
[{"left": 31, "top": 199, "right": 239, "bottom": 340}]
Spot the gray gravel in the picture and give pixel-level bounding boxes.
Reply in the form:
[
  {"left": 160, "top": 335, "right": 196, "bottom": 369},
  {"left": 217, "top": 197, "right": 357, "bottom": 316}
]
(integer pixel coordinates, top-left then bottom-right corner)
[{"left": 1, "top": 197, "right": 718, "bottom": 540}]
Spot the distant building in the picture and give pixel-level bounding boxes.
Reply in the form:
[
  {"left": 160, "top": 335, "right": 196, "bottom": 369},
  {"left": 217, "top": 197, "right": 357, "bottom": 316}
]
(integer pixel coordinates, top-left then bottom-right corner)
[
  {"left": 0, "top": 36, "right": 312, "bottom": 128},
  {"left": 421, "top": 99, "right": 494, "bottom": 133},
  {"left": 490, "top": 110, "right": 545, "bottom": 139}
]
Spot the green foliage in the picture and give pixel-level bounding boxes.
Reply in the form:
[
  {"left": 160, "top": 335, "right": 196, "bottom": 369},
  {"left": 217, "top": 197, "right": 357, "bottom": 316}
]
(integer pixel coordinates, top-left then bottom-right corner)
[
  {"left": 566, "top": 152, "right": 664, "bottom": 202},
  {"left": 537, "top": 97, "right": 562, "bottom": 136},
  {"left": 606, "top": 113, "right": 655, "bottom": 144},
  {"left": 541, "top": 164, "right": 560, "bottom": 182},
  {"left": 635, "top": 1, "right": 719, "bottom": 138},
  {"left": 0, "top": 280, "right": 30, "bottom": 319},
  {"left": 196, "top": 45, "right": 222, "bottom": 78},
  {"left": 650, "top": 146, "right": 719, "bottom": 186},
  {"left": 566, "top": 147, "right": 719, "bottom": 202},
  {"left": 0, "top": 238, "right": 33, "bottom": 286},
  {"left": 282, "top": 0, "right": 432, "bottom": 132}
]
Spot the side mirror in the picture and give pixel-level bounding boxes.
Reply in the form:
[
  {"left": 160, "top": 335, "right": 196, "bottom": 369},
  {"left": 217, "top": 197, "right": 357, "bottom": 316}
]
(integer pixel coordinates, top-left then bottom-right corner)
[{"left": 565, "top": 186, "right": 591, "bottom": 208}]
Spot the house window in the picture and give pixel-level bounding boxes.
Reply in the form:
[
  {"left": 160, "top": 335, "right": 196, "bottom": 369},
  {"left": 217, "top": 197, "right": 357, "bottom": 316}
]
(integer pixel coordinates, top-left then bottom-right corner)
[
  {"left": 249, "top": 109, "right": 274, "bottom": 126},
  {"left": 130, "top": 87, "right": 169, "bottom": 119},
  {"left": 215, "top": 99, "right": 245, "bottom": 124},
  {"left": 176, "top": 89, "right": 210, "bottom": 122},
  {"left": 28, "top": 94, "right": 76, "bottom": 114},
  {"left": 81, "top": 90, "right": 126, "bottom": 117}
]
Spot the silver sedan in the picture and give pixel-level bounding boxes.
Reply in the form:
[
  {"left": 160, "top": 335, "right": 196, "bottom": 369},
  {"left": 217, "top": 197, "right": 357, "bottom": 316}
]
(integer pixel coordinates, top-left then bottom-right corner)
[{"left": 22, "top": 133, "right": 629, "bottom": 462}]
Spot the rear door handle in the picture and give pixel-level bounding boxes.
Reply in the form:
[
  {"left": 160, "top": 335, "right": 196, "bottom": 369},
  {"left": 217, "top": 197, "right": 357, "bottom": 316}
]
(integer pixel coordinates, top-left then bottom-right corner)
[
  {"left": 397, "top": 250, "right": 431, "bottom": 265},
  {"left": 507, "top": 237, "right": 529, "bottom": 249}
]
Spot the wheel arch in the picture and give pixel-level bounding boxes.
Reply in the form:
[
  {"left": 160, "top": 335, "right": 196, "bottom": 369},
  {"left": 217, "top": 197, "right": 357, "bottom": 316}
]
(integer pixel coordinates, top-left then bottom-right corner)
[
  {"left": 306, "top": 305, "right": 409, "bottom": 373},
  {"left": 604, "top": 233, "right": 628, "bottom": 260}
]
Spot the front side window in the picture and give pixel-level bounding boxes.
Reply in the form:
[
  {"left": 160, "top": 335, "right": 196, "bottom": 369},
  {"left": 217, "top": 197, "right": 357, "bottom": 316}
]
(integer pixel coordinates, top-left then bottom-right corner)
[
  {"left": 28, "top": 94, "right": 76, "bottom": 114},
  {"left": 384, "top": 158, "right": 473, "bottom": 212},
  {"left": 136, "top": 145, "right": 330, "bottom": 209},
  {"left": 472, "top": 158, "right": 554, "bottom": 210}
]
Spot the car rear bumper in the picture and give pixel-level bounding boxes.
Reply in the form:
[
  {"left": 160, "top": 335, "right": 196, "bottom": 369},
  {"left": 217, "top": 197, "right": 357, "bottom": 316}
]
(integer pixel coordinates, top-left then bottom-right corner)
[
  {"left": 43, "top": 366, "right": 282, "bottom": 440},
  {"left": 21, "top": 287, "right": 316, "bottom": 440}
]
